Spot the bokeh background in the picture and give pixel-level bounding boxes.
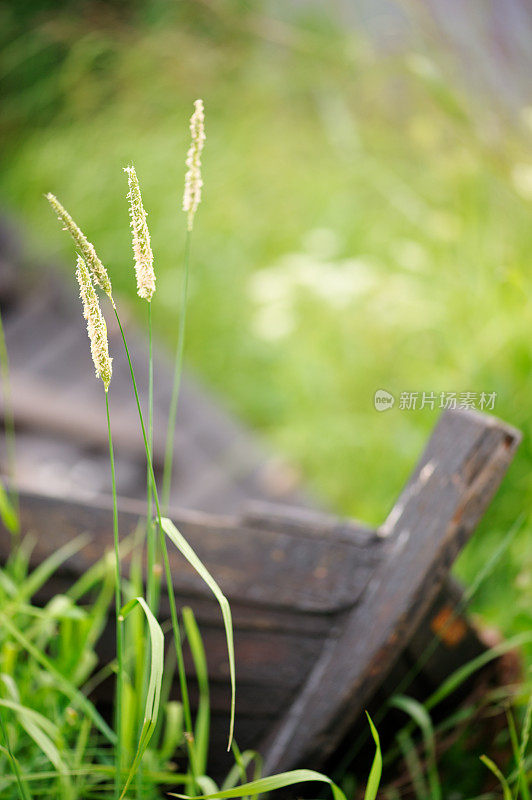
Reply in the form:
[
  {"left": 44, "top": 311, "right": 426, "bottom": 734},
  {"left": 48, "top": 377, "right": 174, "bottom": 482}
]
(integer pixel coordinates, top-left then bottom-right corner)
[{"left": 2, "top": 0, "right": 532, "bottom": 648}]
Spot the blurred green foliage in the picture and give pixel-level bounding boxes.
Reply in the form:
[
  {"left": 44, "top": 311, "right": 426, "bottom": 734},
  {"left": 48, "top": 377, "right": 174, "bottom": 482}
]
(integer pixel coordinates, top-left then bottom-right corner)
[{"left": 2, "top": 0, "right": 532, "bottom": 644}]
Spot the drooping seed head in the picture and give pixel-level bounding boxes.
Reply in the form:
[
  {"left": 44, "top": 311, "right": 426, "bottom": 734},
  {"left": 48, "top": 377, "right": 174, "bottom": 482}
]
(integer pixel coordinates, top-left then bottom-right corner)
[
  {"left": 183, "top": 99, "right": 206, "bottom": 231},
  {"left": 124, "top": 165, "right": 156, "bottom": 302},
  {"left": 76, "top": 256, "right": 112, "bottom": 391},
  {"left": 46, "top": 193, "right": 113, "bottom": 300}
]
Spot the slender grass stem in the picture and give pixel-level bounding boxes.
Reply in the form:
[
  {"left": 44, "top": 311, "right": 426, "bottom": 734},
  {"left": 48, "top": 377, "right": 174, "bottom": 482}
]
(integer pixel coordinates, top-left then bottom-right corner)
[
  {"left": 162, "top": 230, "right": 191, "bottom": 512},
  {"left": 112, "top": 305, "right": 198, "bottom": 789},
  {"left": 139, "top": 304, "right": 157, "bottom": 800},
  {"left": 105, "top": 391, "right": 123, "bottom": 800},
  {"left": 0, "top": 308, "right": 20, "bottom": 540},
  {"left": 146, "top": 303, "right": 159, "bottom": 610},
  {"left": 0, "top": 705, "right": 31, "bottom": 800}
]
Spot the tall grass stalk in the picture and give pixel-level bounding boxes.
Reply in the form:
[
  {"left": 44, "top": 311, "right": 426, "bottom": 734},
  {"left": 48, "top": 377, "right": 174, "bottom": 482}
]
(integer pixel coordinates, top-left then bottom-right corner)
[
  {"left": 105, "top": 391, "right": 123, "bottom": 800},
  {"left": 162, "top": 229, "right": 191, "bottom": 511},
  {"left": 144, "top": 302, "right": 161, "bottom": 791},
  {"left": 124, "top": 162, "right": 160, "bottom": 796},
  {"left": 112, "top": 305, "right": 198, "bottom": 791},
  {"left": 163, "top": 97, "right": 205, "bottom": 510},
  {"left": 146, "top": 303, "right": 158, "bottom": 610},
  {"left": 0, "top": 308, "right": 19, "bottom": 538}
]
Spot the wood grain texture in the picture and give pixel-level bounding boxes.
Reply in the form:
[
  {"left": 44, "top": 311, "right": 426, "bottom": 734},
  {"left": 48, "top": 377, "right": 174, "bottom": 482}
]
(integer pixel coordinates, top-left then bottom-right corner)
[{"left": 0, "top": 489, "right": 381, "bottom": 614}]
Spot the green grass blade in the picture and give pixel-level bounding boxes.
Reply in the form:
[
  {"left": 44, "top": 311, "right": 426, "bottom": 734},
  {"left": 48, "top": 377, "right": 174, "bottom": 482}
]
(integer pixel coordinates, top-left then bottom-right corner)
[
  {"left": 120, "top": 674, "right": 136, "bottom": 766},
  {"left": 161, "top": 516, "right": 235, "bottom": 750},
  {"left": 480, "top": 756, "right": 512, "bottom": 800},
  {"left": 196, "top": 777, "right": 219, "bottom": 795},
  {"left": 14, "top": 534, "right": 89, "bottom": 604},
  {"left": 153, "top": 642, "right": 178, "bottom": 749},
  {"left": 506, "top": 709, "right": 521, "bottom": 800},
  {"left": 2, "top": 690, "right": 74, "bottom": 798},
  {"left": 364, "top": 712, "right": 382, "bottom": 800},
  {"left": 397, "top": 729, "right": 428, "bottom": 800},
  {"left": 0, "top": 699, "right": 59, "bottom": 739},
  {"left": 222, "top": 749, "right": 263, "bottom": 792},
  {"left": 0, "top": 481, "right": 19, "bottom": 535},
  {"left": 229, "top": 740, "right": 249, "bottom": 795},
  {"left": 67, "top": 537, "right": 137, "bottom": 603},
  {"left": 118, "top": 596, "right": 164, "bottom": 800},
  {"left": 0, "top": 565, "right": 18, "bottom": 597},
  {"left": 463, "top": 514, "right": 526, "bottom": 605},
  {"left": 426, "top": 632, "right": 532, "bottom": 712},
  {"left": 73, "top": 716, "right": 92, "bottom": 796},
  {"left": 183, "top": 607, "right": 210, "bottom": 777},
  {"left": 158, "top": 701, "right": 183, "bottom": 763},
  {"left": 162, "top": 228, "right": 191, "bottom": 511},
  {"left": 6, "top": 535, "right": 35, "bottom": 585},
  {"left": 390, "top": 696, "right": 440, "bottom": 800},
  {"left": 104, "top": 387, "right": 123, "bottom": 800},
  {"left": 0, "top": 308, "right": 19, "bottom": 539},
  {"left": 20, "top": 717, "right": 72, "bottom": 798},
  {"left": 169, "top": 769, "right": 347, "bottom": 800},
  {"left": 517, "top": 693, "right": 532, "bottom": 800},
  {"left": 0, "top": 706, "right": 31, "bottom": 800},
  {"left": 0, "top": 765, "right": 189, "bottom": 786},
  {"left": 0, "top": 612, "right": 116, "bottom": 744}
]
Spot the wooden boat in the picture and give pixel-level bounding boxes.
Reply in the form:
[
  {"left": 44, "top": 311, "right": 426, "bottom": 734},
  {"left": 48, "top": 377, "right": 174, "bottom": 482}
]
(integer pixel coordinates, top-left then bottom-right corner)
[{"left": 0, "top": 219, "right": 522, "bottom": 778}]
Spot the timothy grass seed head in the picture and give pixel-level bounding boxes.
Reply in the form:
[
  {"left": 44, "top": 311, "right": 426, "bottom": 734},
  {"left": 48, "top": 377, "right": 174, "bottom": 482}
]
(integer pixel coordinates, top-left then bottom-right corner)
[
  {"left": 76, "top": 256, "right": 112, "bottom": 391},
  {"left": 46, "top": 193, "right": 113, "bottom": 301},
  {"left": 124, "top": 165, "right": 156, "bottom": 302},
  {"left": 183, "top": 99, "right": 206, "bottom": 231}
]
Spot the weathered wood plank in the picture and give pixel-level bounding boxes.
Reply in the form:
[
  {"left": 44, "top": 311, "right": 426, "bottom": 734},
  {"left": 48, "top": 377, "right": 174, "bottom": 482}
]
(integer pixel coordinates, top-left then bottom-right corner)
[
  {"left": 260, "top": 408, "right": 521, "bottom": 773},
  {"left": 94, "top": 621, "right": 325, "bottom": 690},
  {"left": 0, "top": 489, "right": 381, "bottom": 613},
  {"left": 242, "top": 500, "right": 377, "bottom": 546}
]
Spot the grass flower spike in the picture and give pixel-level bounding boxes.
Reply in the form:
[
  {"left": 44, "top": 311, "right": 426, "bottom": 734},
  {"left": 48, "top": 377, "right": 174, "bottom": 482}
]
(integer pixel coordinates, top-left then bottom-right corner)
[
  {"left": 124, "top": 165, "right": 156, "bottom": 301},
  {"left": 76, "top": 256, "right": 112, "bottom": 391},
  {"left": 183, "top": 98, "right": 206, "bottom": 231},
  {"left": 46, "top": 193, "right": 113, "bottom": 300}
]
